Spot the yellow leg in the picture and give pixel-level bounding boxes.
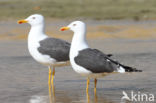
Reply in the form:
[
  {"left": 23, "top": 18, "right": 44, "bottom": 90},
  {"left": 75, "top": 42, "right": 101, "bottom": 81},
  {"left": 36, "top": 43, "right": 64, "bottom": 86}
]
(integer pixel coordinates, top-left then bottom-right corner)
[
  {"left": 87, "top": 90, "right": 90, "bottom": 103},
  {"left": 48, "top": 67, "right": 52, "bottom": 103},
  {"left": 86, "top": 78, "right": 90, "bottom": 93},
  {"left": 86, "top": 78, "right": 90, "bottom": 103},
  {"left": 52, "top": 82, "right": 56, "bottom": 103},
  {"left": 94, "top": 78, "right": 97, "bottom": 94},
  {"left": 49, "top": 83, "right": 52, "bottom": 103},
  {"left": 51, "top": 67, "right": 55, "bottom": 85},
  {"left": 48, "top": 67, "right": 52, "bottom": 85},
  {"left": 94, "top": 78, "right": 98, "bottom": 103}
]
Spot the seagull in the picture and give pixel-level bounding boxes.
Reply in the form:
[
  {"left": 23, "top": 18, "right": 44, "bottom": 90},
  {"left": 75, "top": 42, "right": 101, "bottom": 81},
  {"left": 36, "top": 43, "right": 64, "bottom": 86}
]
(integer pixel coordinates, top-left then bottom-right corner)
[
  {"left": 17, "top": 14, "right": 70, "bottom": 86},
  {"left": 60, "top": 21, "right": 142, "bottom": 93}
]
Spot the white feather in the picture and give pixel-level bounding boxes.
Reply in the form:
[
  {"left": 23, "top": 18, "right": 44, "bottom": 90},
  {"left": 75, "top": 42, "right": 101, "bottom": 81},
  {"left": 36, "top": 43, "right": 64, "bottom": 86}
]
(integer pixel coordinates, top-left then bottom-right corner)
[{"left": 117, "top": 66, "right": 125, "bottom": 73}]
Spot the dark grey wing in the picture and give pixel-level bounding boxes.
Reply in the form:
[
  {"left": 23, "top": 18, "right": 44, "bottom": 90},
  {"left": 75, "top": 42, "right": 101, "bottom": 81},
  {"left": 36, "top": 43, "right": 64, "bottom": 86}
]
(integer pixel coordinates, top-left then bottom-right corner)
[
  {"left": 92, "top": 49, "right": 113, "bottom": 57},
  {"left": 74, "top": 48, "right": 118, "bottom": 73},
  {"left": 92, "top": 49, "right": 142, "bottom": 72},
  {"left": 38, "top": 38, "right": 70, "bottom": 62}
]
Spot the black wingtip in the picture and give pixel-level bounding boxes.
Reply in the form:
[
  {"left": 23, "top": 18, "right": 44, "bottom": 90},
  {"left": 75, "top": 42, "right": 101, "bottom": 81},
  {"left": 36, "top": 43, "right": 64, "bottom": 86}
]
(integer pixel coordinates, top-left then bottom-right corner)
[
  {"left": 128, "top": 69, "right": 143, "bottom": 72},
  {"left": 107, "top": 54, "right": 113, "bottom": 57},
  {"left": 124, "top": 66, "right": 142, "bottom": 72}
]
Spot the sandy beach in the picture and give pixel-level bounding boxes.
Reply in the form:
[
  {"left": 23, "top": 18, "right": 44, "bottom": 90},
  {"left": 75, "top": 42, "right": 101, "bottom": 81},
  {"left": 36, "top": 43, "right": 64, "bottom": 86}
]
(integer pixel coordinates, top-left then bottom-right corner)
[{"left": 0, "top": 20, "right": 156, "bottom": 103}]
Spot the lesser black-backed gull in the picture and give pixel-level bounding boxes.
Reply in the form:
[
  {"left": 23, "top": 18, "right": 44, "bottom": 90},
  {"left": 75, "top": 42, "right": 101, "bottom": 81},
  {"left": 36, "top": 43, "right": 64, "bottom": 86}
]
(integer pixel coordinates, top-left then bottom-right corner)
[
  {"left": 60, "top": 21, "right": 142, "bottom": 93},
  {"left": 18, "top": 14, "right": 70, "bottom": 86}
]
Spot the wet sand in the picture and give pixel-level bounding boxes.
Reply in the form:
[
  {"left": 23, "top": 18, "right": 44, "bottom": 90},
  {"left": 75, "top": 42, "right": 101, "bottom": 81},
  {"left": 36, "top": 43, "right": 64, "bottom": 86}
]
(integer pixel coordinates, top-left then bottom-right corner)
[
  {"left": 1, "top": 20, "right": 156, "bottom": 40},
  {"left": 0, "top": 39, "right": 156, "bottom": 103}
]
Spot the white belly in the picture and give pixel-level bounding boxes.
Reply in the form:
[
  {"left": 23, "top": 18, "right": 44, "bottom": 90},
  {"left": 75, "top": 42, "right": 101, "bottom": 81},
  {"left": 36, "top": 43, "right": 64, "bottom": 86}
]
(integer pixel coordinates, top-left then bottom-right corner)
[
  {"left": 28, "top": 35, "right": 69, "bottom": 66},
  {"left": 70, "top": 46, "right": 91, "bottom": 75},
  {"left": 70, "top": 57, "right": 91, "bottom": 74},
  {"left": 28, "top": 39, "right": 56, "bottom": 66}
]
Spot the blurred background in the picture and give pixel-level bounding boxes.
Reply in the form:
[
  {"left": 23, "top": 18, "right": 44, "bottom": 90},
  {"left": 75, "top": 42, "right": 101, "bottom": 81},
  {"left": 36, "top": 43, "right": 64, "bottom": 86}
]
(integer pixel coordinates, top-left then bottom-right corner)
[
  {"left": 0, "top": 0, "right": 156, "bottom": 40},
  {"left": 1, "top": 0, "right": 156, "bottom": 20}
]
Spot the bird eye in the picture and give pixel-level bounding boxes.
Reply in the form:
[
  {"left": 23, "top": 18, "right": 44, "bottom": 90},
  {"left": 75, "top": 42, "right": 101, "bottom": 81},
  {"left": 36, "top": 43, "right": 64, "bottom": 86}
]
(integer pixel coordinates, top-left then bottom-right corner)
[
  {"left": 73, "top": 24, "right": 76, "bottom": 26},
  {"left": 32, "top": 17, "right": 36, "bottom": 19}
]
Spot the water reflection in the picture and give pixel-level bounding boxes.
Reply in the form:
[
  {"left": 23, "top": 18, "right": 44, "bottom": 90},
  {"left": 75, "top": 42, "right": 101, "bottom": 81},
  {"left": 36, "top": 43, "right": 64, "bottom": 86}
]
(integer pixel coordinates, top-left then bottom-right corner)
[
  {"left": 87, "top": 91, "right": 117, "bottom": 103},
  {"left": 30, "top": 95, "right": 47, "bottom": 103},
  {"left": 30, "top": 85, "right": 117, "bottom": 103},
  {"left": 86, "top": 90, "right": 98, "bottom": 103},
  {"left": 29, "top": 83, "right": 56, "bottom": 103},
  {"left": 30, "top": 89, "right": 115, "bottom": 103},
  {"left": 86, "top": 90, "right": 90, "bottom": 103},
  {"left": 94, "top": 91, "right": 98, "bottom": 103},
  {"left": 49, "top": 83, "right": 56, "bottom": 103}
]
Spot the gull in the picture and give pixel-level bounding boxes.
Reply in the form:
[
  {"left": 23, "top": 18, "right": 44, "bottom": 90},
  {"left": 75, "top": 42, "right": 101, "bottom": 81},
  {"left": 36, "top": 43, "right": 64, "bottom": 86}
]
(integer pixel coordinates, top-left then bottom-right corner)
[
  {"left": 60, "top": 21, "right": 142, "bottom": 93},
  {"left": 18, "top": 14, "right": 70, "bottom": 86}
]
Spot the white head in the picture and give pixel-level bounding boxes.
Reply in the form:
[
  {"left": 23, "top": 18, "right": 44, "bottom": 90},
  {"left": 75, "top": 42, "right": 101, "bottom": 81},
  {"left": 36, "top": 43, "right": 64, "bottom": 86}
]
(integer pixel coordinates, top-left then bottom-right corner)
[
  {"left": 60, "top": 21, "right": 86, "bottom": 33},
  {"left": 18, "top": 14, "right": 44, "bottom": 26}
]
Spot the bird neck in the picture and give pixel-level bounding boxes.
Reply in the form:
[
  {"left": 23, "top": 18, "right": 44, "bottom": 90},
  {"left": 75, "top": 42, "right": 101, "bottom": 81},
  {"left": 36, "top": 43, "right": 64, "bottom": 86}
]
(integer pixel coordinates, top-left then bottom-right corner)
[
  {"left": 28, "top": 24, "right": 47, "bottom": 41},
  {"left": 29, "top": 24, "right": 46, "bottom": 37},
  {"left": 70, "top": 30, "right": 89, "bottom": 54}
]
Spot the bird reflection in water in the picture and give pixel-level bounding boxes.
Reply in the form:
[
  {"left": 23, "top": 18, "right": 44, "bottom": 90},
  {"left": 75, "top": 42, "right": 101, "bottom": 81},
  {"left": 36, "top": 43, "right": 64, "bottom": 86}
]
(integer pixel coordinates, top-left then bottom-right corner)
[
  {"left": 48, "top": 77, "right": 56, "bottom": 103},
  {"left": 86, "top": 91, "right": 98, "bottom": 103},
  {"left": 48, "top": 80, "right": 115, "bottom": 103},
  {"left": 86, "top": 87, "right": 98, "bottom": 103}
]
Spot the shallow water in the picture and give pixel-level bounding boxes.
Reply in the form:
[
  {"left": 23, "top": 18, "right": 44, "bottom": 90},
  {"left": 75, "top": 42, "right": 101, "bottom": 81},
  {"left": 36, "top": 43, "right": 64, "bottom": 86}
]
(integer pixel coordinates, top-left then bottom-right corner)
[{"left": 0, "top": 40, "right": 156, "bottom": 103}]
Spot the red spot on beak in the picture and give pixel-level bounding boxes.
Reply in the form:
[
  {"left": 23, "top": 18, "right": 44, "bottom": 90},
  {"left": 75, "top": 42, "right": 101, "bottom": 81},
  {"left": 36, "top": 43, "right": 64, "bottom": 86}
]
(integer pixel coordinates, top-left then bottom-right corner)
[
  {"left": 60, "top": 27, "right": 69, "bottom": 31},
  {"left": 61, "top": 28, "right": 65, "bottom": 31},
  {"left": 17, "top": 20, "right": 28, "bottom": 24},
  {"left": 18, "top": 21, "right": 22, "bottom": 24}
]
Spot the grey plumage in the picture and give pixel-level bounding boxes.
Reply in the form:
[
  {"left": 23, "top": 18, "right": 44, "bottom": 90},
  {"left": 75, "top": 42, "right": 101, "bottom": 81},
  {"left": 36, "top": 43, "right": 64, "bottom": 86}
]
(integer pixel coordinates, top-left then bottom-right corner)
[
  {"left": 74, "top": 48, "right": 117, "bottom": 73},
  {"left": 74, "top": 48, "right": 142, "bottom": 73},
  {"left": 38, "top": 37, "right": 70, "bottom": 62}
]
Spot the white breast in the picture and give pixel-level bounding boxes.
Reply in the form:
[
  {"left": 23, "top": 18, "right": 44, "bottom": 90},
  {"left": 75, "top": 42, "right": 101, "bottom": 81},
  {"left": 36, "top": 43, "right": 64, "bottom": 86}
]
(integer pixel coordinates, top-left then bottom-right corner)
[
  {"left": 28, "top": 33, "right": 57, "bottom": 66},
  {"left": 69, "top": 42, "right": 91, "bottom": 75}
]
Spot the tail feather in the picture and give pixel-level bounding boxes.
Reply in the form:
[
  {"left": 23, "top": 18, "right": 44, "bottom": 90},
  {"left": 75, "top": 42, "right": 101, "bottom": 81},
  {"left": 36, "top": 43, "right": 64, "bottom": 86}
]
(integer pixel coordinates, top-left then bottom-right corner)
[
  {"left": 121, "top": 65, "right": 142, "bottom": 72},
  {"left": 105, "top": 56, "right": 142, "bottom": 72}
]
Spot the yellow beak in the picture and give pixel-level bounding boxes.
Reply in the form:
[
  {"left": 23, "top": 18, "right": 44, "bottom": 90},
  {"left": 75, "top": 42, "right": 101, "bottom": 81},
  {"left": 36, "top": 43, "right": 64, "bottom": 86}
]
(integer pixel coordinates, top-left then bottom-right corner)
[
  {"left": 17, "top": 20, "right": 28, "bottom": 24},
  {"left": 60, "top": 27, "right": 70, "bottom": 31}
]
